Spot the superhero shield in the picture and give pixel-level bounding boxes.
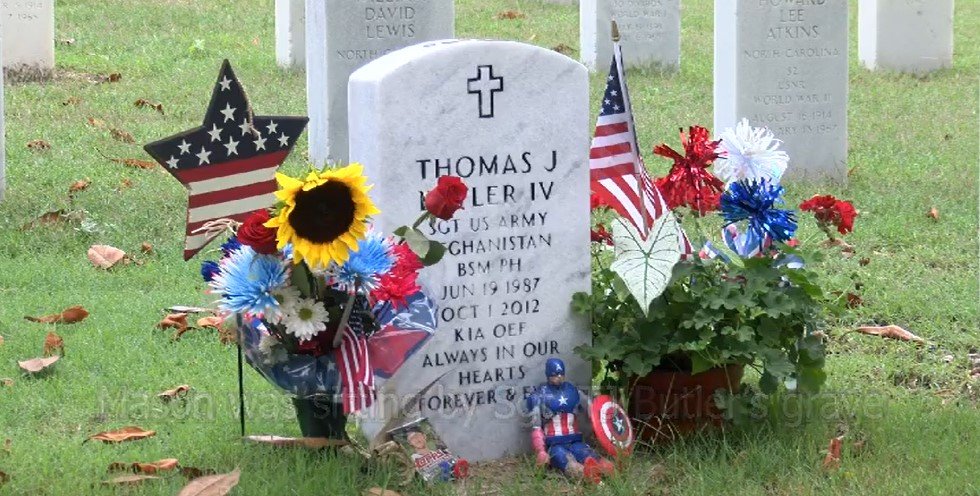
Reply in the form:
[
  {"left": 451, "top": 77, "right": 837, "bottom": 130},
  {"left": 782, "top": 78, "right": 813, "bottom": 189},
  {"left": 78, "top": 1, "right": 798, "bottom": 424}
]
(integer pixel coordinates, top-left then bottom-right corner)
[{"left": 590, "top": 394, "right": 635, "bottom": 457}]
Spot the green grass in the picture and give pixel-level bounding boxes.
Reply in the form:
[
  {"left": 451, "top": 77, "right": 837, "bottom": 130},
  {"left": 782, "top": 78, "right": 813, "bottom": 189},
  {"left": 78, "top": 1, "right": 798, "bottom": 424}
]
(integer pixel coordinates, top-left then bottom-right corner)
[{"left": 1, "top": 0, "right": 977, "bottom": 494}]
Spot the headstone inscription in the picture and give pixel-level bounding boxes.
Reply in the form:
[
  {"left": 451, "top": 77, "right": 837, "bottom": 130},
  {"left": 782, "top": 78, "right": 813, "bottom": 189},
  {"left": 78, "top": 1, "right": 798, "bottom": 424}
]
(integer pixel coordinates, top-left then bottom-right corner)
[
  {"left": 714, "top": 0, "right": 848, "bottom": 182},
  {"left": 349, "top": 39, "right": 592, "bottom": 461},
  {"left": 581, "top": 0, "right": 681, "bottom": 71},
  {"left": 0, "top": 0, "right": 55, "bottom": 80},
  {"left": 305, "top": 0, "right": 454, "bottom": 167},
  {"left": 275, "top": 0, "right": 305, "bottom": 69},
  {"left": 858, "top": 0, "right": 954, "bottom": 75}
]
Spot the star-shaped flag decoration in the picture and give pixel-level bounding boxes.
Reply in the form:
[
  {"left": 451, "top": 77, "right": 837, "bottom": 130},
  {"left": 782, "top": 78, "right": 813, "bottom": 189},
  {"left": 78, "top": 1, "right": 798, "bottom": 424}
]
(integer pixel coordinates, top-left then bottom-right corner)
[{"left": 144, "top": 60, "right": 308, "bottom": 260}]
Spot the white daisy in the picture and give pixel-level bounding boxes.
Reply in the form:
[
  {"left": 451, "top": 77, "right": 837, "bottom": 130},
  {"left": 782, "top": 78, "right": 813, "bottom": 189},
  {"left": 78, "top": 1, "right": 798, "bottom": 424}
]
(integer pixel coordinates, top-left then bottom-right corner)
[
  {"left": 258, "top": 334, "right": 289, "bottom": 365},
  {"left": 281, "top": 297, "right": 329, "bottom": 342},
  {"left": 714, "top": 118, "right": 789, "bottom": 184}
]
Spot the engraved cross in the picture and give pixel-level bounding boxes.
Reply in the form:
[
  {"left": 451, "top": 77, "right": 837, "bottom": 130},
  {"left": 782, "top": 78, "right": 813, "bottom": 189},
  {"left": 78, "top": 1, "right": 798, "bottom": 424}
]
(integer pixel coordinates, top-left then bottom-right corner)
[{"left": 467, "top": 65, "right": 504, "bottom": 119}]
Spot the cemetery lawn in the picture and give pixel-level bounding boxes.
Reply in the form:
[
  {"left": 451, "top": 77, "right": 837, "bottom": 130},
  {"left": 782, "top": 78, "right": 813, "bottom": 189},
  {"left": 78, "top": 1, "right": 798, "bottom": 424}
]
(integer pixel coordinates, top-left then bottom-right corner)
[{"left": 0, "top": 0, "right": 976, "bottom": 494}]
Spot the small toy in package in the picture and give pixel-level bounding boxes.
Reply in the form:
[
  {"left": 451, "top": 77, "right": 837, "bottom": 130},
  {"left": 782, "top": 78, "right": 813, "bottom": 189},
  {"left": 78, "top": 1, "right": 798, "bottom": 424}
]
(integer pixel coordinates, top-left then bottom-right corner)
[{"left": 387, "top": 417, "right": 469, "bottom": 482}]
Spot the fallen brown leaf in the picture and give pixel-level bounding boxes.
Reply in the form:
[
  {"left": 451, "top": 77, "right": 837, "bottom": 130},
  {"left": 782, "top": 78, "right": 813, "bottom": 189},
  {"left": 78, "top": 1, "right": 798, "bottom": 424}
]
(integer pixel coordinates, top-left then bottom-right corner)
[
  {"left": 858, "top": 257, "right": 870, "bottom": 266},
  {"left": 927, "top": 207, "right": 940, "bottom": 221},
  {"left": 180, "top": 467, "right": 217, "bottom": 479},
  {"left": 108, "top": 458, "right": 179, "bottom": 474},
  {"left": 0, "top": 470, "right": 8, "bottom": 486},
  {"left": 117, "top": 178, "right": 135, "bottom": 190},
  {"left": 177, "top": 468, "right": 240, "bottom": 496},
  {"left": 158, "top": 385, "right": 191, "bottom": 402},
  {"left": 69, "top": 179, "right": 91, "bottom": 193},
  {"left": 856, "top": 325, "right": 925, "bottom": 344},
  {"left": 822, "top": 435, "right": 843, "bottom": 470},
  {"left": 218, "top": 325, "right": 236, "bottom": 345},
  {"left": 251, "top": 37, "right": 260, "bottom": 46},
  {"left": 88, "top": 244, "right": 127, "bottom": 269},
  {"left": 26, "top": 139, "right": 51, "bottom": 151},
  {"left": 496, "top": 9, "right": 526, "bottom": 19},
  {"left": 134, "top": 98, "right": 165, "bottom": 115},
  {"left": 197, "top": 316, "right": 223, "bottom": 329},
  {"left": 0, "top": 378, "right": 13, "bottom": 387},
  {"left": 244, "top": 435, "right": 349, "bottom": 449},
  {"left": 87, "top": 117, "right": 106, "bottom": 128},
  {"left": 0, "top": 335, "right": 4, "bottom": 346},
  {"left": 62, "top": 96, "right": 82, "bottom": 106},
  {"left": 158, "top": 313, "right": 189, "bottom": 334},
  {"left": 140, "top": 242, "right": 154, "bottom": 254},
  {"left": 364, "top": 488, "right": 402, "bottom": 496},
  {"left": 101, "top": 475, "right": 161, "bottom": 486},
  {"left": 552, "top": 43, "right": 573, "bottom": 55},
  {"left": 845, "top": 292, "right": 863, "bottom": 309},
  {"left": 2, "top": 439, "right": 10, "bottom": 454},
  {"left": 18, "top": 356, "right": 60, "bottom": 374},
  {"left": 43, "top": 332, "right": 65, "bottom": 357},
  {"left": 110, "top": 128, "right": 136, "bottom": 144},
  {"left": 105, "top": 157, "right": 156, "bottom": 169},
  {"left": 96, "top": 73, "right": 122, "bottom": 83},
  {"left": 87, "top": 426, "right": 156, "bottom": 444},
  {"left": 25, "top": 305, "right": 89, "bottom": 324}
]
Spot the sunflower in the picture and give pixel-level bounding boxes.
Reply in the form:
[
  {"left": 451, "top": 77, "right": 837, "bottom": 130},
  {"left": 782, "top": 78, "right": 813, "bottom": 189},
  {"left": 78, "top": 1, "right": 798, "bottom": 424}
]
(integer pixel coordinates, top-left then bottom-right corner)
[{"left": 266, "top": 164, "right": 380, "bottom": 269}]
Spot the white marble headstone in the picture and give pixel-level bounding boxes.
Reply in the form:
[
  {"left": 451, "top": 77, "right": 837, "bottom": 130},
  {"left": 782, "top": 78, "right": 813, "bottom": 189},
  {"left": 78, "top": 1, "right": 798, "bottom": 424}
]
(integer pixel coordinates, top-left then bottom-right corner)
[
  {"left": 275, "top": 0, "right": 305, "bottom": 69},
  {"left": 858, "top": 0, "right": 954, "bottom": 75},
  {"left": 714, "top": 0, "right": 848, "bottom": 182},
  {"left": 581, "top": 0, "right": 681, "bottom": 71},
  {"left": 0, "top": 0, "right": 55, "bottom": 80},
  {"left": 349, "top": 39, "right": 592, "bottom": 461},
  {"left": 305, "top": 0, "right": 454, "bottom": 167}
]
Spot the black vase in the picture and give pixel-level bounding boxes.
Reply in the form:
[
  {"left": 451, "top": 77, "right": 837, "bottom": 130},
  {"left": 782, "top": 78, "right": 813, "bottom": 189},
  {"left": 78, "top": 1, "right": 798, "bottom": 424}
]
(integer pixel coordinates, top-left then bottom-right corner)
[{"left": 292, "top": 395, "right": 348, "bottom": 440}]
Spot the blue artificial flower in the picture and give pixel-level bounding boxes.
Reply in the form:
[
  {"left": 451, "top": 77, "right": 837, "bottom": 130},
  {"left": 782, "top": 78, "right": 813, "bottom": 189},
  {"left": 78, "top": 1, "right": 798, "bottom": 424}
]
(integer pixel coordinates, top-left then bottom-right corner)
[
  {"left": 200, "top": 260, "right": 220, "bottom": 282},
  {"left": 220, "top": 237, "right": 242, "bottom": 257},
  {"left": 209, "top": 246, "right": 290, "bottom": 318},
  {"left": 720, "top": 179, "right": 797, "bottom": 243},
  {"left": 334, "top": 233, "right": 393, "bottom": 291}
]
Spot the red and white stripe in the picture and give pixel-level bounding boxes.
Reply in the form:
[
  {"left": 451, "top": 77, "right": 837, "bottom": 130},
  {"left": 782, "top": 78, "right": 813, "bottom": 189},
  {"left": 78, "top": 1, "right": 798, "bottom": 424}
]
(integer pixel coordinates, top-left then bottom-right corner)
[
  {"left": 544, "top": 412, "right": 578, "bottom": 437},
  {"left": 335, "top": 325, "right": 375, "bottom": 414},
  {"left": 174, "top": 149, "right": 289, "bottom": 260}
]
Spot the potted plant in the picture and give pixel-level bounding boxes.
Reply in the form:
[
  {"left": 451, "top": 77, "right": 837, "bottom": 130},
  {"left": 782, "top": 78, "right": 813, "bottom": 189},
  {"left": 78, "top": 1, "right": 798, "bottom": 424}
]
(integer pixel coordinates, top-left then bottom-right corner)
[{"left": 575, "top": 121, "right": 857, "bottom": 442}]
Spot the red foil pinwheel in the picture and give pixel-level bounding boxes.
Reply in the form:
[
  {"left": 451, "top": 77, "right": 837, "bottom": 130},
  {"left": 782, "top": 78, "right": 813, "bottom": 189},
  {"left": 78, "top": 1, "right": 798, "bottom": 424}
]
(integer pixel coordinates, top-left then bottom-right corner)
[{"left": 653, "top": 126, "right": 724, "bottom": 216}]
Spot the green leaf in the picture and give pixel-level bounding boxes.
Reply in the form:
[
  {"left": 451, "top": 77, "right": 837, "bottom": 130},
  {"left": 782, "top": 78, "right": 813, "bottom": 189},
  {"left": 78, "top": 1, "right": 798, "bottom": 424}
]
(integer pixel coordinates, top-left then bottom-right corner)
[
  {"left": 759, "top": 371, "right": 780, "bottom": 395},
  {"left": 393, "top": 226, "right": 409, "bottom": 237},
  {"left": 609, "top": 216, "right": 682, "bottom": 316},
  {"left": 402, "top": 228, "right": 430, "bottom": 258},
  {"left": 421, "top": 241, "right": 446, "bottom": 266},
  {"left": 690, "top": 353, "right": 715, "bottom": 375},
  {"left": 797, "top": 335, "right": 826, "bottom": 366},
  {"left": 796, "top": 367, "right": 826, "bottom": 394},
  {"left": 290, "top": 261, "right": 313, "bottom": 298}
]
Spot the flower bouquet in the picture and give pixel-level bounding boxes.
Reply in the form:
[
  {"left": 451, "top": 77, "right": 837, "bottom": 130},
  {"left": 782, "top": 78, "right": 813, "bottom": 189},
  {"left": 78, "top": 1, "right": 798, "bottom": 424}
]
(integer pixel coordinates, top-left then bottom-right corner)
[
  {"left": 577, "top": 119, "right": 858, "bottom": 435},
  {"left": 201, "top": 164, "right": 466, "bottom": 439}
]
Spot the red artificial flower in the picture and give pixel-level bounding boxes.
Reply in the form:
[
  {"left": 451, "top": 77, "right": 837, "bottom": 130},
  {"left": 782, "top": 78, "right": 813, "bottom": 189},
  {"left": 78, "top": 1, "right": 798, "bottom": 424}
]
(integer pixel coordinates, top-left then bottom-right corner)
[
  {"left": 590, "top": 192, "right": 611, "bottom": 211},
  {"left": 391, "top": 242, "right": 424, "bottom": 274},
  {"left": 653, "top": 126, "right": 724, "bottom": 216},
  {"left": 372, "top": 271, "right": 421, "bottom": 309},
  {"left": 424, "top": 176, "right": 468, "bottom": 220},
  {"left": 590, "top": 224, "right": 613, "bottom": 245},
  {"left": 799, "top": 195, "right": 857, "bottom": 235},
  {"left": 237, "top": 210, "right": 279, "bottom": 254}
]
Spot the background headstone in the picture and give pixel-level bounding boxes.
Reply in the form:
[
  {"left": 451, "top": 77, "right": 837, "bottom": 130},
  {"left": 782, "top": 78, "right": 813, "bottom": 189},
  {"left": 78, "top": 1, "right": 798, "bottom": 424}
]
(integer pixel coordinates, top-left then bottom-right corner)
[
  {"left": 0, "top": 0, "right": 55, "bottom": 80},
  {"left": 350, "top": 39, "right": 592, "bottom": 461},
  {"left": 714, "top": 0, "right": 848, "bottom": 182},
  {"left": 305, "top": 0, "right": 454, "bottom": 167},
  {"left": 581, "top": 0, "right": 681, "bottom": 71},
  {"left": 858, "top": 0, "right": 953, "bottom": 75},
  {"left": 275, "top": 0, "right": 305, "bottom": 69}
]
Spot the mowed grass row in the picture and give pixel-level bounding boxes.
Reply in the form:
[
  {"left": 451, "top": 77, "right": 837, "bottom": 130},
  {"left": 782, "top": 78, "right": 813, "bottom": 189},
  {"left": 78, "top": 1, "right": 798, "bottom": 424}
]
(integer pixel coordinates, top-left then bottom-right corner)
[{"left": 0, "top": 0, "right": 977, "bottom": 494}]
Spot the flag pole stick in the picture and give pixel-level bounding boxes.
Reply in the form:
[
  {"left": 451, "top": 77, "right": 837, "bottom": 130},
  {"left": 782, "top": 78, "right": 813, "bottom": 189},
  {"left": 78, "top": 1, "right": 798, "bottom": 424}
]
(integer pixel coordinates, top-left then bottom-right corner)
[
  {"left": 235, "top": 319, "right": 246, "bottom": 438},
  {"left": 612, "top": 20, "right": 650, "bottom": 239}
]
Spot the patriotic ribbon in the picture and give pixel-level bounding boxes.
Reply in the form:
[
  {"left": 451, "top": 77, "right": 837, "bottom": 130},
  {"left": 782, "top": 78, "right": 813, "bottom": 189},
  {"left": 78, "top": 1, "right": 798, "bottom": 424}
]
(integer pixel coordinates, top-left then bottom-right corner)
[{"left": 334, "top": 325, "right": 375, "bottom": 414}]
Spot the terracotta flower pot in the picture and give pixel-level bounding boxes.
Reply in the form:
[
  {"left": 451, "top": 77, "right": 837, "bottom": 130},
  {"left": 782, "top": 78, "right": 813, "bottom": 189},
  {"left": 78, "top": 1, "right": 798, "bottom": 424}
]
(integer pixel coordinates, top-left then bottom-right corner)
[{"left": 628, "top": 364, "right": 744, "bottom": 444}]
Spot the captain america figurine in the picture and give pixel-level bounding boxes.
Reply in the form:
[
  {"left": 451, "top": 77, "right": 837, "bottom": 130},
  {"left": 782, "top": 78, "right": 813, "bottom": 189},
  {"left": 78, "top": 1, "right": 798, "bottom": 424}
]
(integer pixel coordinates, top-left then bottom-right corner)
[{"left": 525, "top": 358, "right": 615, "bottom": 482}]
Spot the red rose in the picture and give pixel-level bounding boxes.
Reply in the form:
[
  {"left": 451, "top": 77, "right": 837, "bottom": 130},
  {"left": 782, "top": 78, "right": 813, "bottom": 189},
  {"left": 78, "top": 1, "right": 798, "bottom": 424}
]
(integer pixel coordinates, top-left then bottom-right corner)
[
  {"left": 424, "top": 176, "right": 468, "bottom": 220},
  {"left": 237, "top": 210, "right": 279, "bottom": 254},
  {"left": 800, "top": 195, "right": 857, "bottom": 235}
]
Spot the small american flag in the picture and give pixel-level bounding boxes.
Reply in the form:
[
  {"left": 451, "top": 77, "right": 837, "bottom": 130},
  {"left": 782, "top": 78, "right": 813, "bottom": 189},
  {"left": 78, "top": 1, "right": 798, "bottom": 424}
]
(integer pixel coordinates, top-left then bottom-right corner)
[
  {"left": 336, "top": 325, "right": 374, "bottom": 413},
  {"left": 589, "top": 43, "right": 692, "bottom": 255},
  {"left": 144, "top": 60, "right": 307, "bottom": 260}
]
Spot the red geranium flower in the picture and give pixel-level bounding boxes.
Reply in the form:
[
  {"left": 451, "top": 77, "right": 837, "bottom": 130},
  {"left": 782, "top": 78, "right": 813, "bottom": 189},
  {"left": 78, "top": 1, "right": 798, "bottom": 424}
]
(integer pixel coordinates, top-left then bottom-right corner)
[
  {"left": 590, "top": 224, "right": 613, "bottom": 245},
  {"left": 590, "top": 192, "right": 612, "bottom": 211},
  {"left": 800, "top": 195, "right": 857, "bottom": 235},
  {"left": 653, "top": 126, "right": 724, "bottom": 216},
  {"left": 424, "top": 176, "right": 468, "bottom": 220},
  {"left": 237, "top": 210, "right": 279, "bottom": 254}
]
